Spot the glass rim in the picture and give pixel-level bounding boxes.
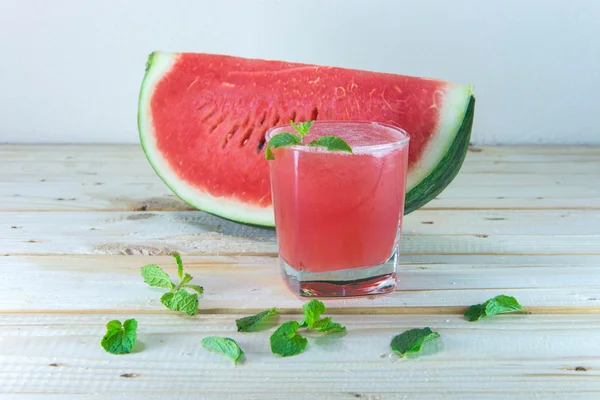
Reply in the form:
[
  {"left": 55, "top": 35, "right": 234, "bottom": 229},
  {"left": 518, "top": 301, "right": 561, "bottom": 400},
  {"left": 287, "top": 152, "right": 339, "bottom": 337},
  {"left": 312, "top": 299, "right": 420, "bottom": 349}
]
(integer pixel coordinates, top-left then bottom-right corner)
[{"left": 265, "top": 120, "right": 410, "bottom": 153}]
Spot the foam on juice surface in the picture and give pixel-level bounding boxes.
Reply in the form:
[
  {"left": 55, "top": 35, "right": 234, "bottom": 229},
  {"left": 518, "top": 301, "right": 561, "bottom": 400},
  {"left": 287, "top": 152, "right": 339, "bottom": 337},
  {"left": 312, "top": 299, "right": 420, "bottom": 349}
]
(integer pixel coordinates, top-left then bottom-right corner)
[{"left": 303, "top": 122, "right": 406, "bottom": 148}]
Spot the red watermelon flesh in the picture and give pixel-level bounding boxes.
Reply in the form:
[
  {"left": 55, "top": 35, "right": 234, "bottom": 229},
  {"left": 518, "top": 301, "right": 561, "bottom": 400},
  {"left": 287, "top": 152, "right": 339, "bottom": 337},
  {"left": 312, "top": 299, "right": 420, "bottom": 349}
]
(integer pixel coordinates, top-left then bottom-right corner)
[{"left": 138, "top": 52, "right": 474, "bottom": 226}]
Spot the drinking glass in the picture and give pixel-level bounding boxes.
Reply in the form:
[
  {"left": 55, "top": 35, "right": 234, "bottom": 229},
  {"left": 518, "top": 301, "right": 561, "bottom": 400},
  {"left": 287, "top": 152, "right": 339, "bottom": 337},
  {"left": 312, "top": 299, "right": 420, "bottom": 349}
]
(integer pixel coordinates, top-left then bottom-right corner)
[{"left": 267, "top": 121, "right": 409, "bottom": 297}]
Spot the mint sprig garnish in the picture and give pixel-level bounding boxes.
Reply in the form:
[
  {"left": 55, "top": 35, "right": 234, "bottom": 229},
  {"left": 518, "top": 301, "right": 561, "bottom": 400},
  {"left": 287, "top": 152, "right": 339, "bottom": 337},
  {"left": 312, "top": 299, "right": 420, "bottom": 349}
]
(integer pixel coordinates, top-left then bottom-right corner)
[
  {"left": 265, "top": 132, "right": 301, "bottom": 160},
  {"left": 464, "top": 295, "right": 527, "bottom": 321},
  {"left": 202, "top": 336, "right": 244, "bottom": 365},
  {"left": 309, "top": 136, "right": 353, "bottom": 153},
  {"left": 270, "top": 300, "right": 345, "bottom": 357},
  {"left": 265, "top": 120, "right": 352, "bottom": 160},
  {"left": 141, "top": 253, "right": 203, "bottom": 315},
  {"left": 101, "top": 319, "right": 138, "bottom": 355},
  {"left": 391, "top": 327, "right": 440, "bottom": 358},
  {"left": 290, "top": 120, "right": 313, "bottom": 137},
  {"left": 236, "top": 308, "right": 279, "bottom": 332}
]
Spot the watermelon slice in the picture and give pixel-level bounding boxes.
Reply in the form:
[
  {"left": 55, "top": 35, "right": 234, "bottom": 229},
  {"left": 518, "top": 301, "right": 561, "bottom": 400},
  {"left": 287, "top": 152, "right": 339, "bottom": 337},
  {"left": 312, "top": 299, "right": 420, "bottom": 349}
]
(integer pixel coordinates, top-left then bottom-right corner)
[{"left": 138, "top": 52, "right": 474, "bottom": 226}]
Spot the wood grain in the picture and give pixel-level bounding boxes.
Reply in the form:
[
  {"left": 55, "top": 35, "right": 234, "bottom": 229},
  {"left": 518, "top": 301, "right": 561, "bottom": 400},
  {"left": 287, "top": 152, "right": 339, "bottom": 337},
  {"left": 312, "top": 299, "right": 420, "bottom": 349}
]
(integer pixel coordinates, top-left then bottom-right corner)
[
  {"left": 1, "top": 145, "right": 599, "bottom": 399},
  {"left": 1, "top": 255, "right": 599, "bottom": 312},
  {"left": 3, "top": 210, "right": 600, "bottom": 255},
  {"left": 1, "top": 145, "right": 599, "bottom": 212},
  {"left": 1, "top": 313, "right": 599, "bottom": 399}
]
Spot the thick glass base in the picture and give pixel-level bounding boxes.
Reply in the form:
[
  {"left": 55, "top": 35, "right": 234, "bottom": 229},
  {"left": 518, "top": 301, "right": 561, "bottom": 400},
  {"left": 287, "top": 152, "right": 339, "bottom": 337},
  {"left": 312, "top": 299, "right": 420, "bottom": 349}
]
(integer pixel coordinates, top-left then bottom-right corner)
[{"left": 280, "top": 246, "right": 398, "bottom": 298}]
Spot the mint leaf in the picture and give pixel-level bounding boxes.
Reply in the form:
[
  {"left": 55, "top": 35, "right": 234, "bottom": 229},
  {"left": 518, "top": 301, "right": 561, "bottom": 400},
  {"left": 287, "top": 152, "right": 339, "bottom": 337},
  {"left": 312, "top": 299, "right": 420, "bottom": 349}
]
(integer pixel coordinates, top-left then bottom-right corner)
[
  {"left": 464, "top": 303, "right": 486, "bottom": 322},
  {"left": 183, "top": 284, "right": 204, "bottom": 295},
  {"left": 391, "top": 327, "right": 439, "bottom": 357},
  {"left": 486, "top": 295, "right": 525, "bottom": 315},
  {"left": 302, "top": 299, "right": 326, "bottom": 328},
  {"left": 101, "top": 319, "right": 138, "bottom": 355},
  {"left": 141, "top": 265, "right": 175, "bottom": 290},
  {"left": 309, "top": 136, "right": 352, "bottom": 153},
  {"left": 311, "top": 317, "right": 346, "bottom": 333},
  {"left": 270, "top": 321, "right": 308, "bottom": 357},
  {"left": 301, "top": 300, "right": 346, "bottom": 333},
  {"left": 236, "top": 308, "right": 278, "bottom": 332},
  {"left": 202, "top": 336, "right": 244, "bottom": 365},
  {"left": 465, "top": 295, "right": 527, "bottom": 321},
  {"left": 290, "top": 120, "right": 314, "bottom": 136},
  {"left": 141, "top": 254, "right": 203, "bottom": 315},
  {"left": 181, "top": 273, "right": 193, "bottom": 285},
  {"left": 160, "top": 290, "right": 199, "bottom": 315},
  {"left": 265, "top": 132, "right": 301, "bottom": 160},
  {"left": 173, "top": 252, "right": 184, "bottom": 281}
]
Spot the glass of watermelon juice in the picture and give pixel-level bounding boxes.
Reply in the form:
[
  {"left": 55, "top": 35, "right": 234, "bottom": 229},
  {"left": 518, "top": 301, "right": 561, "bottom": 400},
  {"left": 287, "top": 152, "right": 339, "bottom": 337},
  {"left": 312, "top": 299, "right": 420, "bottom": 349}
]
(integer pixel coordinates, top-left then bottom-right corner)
[{"left": 267, "top": 121, "right": 409, "bottom": 297}]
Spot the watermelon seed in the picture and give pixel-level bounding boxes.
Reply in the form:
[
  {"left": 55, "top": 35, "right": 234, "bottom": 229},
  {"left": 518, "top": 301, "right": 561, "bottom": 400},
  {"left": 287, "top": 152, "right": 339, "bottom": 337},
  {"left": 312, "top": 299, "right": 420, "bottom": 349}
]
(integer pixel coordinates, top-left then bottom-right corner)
[
  {"left": 258, "top": 111, "right": 267, "bottom": 126},
  {"left": 241, "top": 114, "right": 250, "bottom": 127},
  {"left": 290, "top": 110, "right": 297, "bottom": 122},
  {"left": 200, "top": 106, "right": 216, "bottom": 122},
  {"left": 310, "top": 106, "right": 319, "bottom": 121},
  {"left": 223, "top": 125, "right": 240, "bottom": 148},
  {"left": 240, "top": 127, "right": 254, "bottom": 147},
  {"left": 272, "top": 112, "right": 281, "bottom": 126},
  {"left": 257, "top": 137, "right": 266, "bottom": 151}
]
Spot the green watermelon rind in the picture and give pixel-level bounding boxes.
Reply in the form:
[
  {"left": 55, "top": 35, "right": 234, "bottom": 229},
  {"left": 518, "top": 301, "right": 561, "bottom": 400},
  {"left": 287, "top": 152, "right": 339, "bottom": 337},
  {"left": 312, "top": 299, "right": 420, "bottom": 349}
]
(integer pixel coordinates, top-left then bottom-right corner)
[
  {"left": 404, "top": 95, "right": 475, "bottom": 213},
  {"left": 138, "top": 51, "right": 474, "bottom": 226}
]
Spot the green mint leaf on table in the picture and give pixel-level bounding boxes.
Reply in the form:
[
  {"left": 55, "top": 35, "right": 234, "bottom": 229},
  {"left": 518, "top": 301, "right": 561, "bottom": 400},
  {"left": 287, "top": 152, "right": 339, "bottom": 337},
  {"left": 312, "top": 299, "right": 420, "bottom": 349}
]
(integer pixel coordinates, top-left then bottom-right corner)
[
  {"left": 464, "top": 294, "right": 527, "bottom": 321},
  {"left": 236, "top": 308, "right": 278, "bottom": 332},
  {"left": 301, "top": 299, "right": 326, "bottom": 328},
  {"left": 301, "top": 299, "right": 346, "bottom": 332},
  {"left": 269, "top": 300, "right": 345, "bottom": 357},
  {"left": 183, "top": 284, "right": 204, "bottom": 295},
  {"left": 202, "top": 336, "right": 244, "bottom": 365},
  {"left": 101, "top": 319, "right": 138, "bottom": 355},
  {"left": 265, "top": 132, "right": 301, "bottom": 160},
  {"left": 463, "top": 303, "right": 486, "bottom": 322},
  {"left": 173, "top": 252, "right": 184, "bottom": 280},
  {"left": 160, "top": 290, "right": 199, "bottom": 316},
  {"left": 310, "top": 317, "right": 346, "bottom": 333},
  {"left": 290, "top": 120, "right": 313, "bottom": 137},
  {"left": 141, "top": 253, "right": 202, "bottom": 315},
  {"left": 270, "top": 321, "right": 308, "bottom": 357},
  {"left": 309, "top": 136, "right": 352, "bottom": 153},
  {"left": 141, "top": 265, "right": 175, "bottom": 290},
  {"left": 181, "top": 272, "right": 193, "bottom": 285},
  {"left": 391, "top": 327, "right": 440, "bottom": 358}
]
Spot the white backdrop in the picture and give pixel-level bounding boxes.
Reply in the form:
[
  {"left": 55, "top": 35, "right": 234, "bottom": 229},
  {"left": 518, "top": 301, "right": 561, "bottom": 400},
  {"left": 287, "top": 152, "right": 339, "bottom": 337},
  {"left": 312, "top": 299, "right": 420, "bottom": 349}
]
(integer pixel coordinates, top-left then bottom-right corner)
[{"left": 0, "top": 0, "right": 598, "bottom": 144}]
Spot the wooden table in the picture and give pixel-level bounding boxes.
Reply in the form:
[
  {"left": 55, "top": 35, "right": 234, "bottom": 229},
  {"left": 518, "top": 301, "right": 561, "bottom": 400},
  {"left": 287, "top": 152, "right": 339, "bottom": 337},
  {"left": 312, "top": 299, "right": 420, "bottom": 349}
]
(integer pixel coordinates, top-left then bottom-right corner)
[{"left": 2, "top": 145, "right": 599, "bottom": 399}]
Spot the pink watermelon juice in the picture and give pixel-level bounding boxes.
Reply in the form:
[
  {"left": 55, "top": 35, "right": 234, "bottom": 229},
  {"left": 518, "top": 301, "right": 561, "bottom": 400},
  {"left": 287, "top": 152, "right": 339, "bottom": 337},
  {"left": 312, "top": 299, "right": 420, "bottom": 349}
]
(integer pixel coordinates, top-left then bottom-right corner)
[{"left": 268, "top": 121, "right": 409, "bottom": 297}]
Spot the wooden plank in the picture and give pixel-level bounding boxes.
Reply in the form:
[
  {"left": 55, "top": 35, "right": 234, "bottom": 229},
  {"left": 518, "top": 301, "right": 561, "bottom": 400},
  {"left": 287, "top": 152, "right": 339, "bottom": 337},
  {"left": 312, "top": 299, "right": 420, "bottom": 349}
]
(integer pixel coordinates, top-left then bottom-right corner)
[
  {"left": 1, "top": 145, "right": 599, "bottom": 212},
  {"left": 1, "top": 254, "right": 599, "bottom": 312},
  {"left": 1, "top": 313, "right": 599, "bottom": 398},
  {"left": 3, "top": 173, "right": 599, "bottom": 211},
  {"left": 2, "top": 210, "right": 599, "bottom": 255}
]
